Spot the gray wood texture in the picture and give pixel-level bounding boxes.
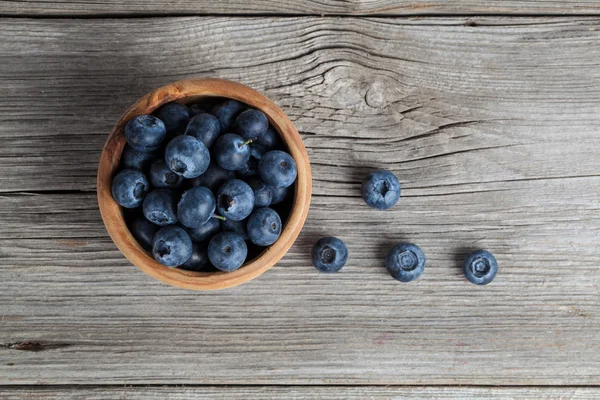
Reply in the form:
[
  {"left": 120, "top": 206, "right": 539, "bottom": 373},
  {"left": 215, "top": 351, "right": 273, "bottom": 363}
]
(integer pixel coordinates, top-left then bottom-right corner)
[
  {"left": 1, "top": 0, "right": 600, "bottom": 16},
  {"left": 1, "top": 16, "right": 600, "bottom": 387}
]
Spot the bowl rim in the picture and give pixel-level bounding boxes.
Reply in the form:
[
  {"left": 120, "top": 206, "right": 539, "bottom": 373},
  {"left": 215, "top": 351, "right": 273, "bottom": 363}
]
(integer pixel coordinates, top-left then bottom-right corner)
[{"left": 97, "top": 78, "right": 312, "bottom": 290}]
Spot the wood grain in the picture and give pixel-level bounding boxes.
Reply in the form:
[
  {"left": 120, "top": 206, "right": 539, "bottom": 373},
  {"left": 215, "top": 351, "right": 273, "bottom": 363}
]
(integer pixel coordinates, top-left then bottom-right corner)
[
  {"left": 1, "top": 16, "right": 600, "bottom": 385},
  {"left": 1, "top": 0, "right": 600, "bottom": 16},
  {"left": 0, "top": 386, "right": 598, "bottom": 399}
]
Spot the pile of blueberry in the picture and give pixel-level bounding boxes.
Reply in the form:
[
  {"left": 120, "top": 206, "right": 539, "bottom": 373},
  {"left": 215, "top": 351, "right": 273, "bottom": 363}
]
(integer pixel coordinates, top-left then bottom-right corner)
[
  {"left": 311, "top": 170, "right": 498, "bottom": 285},
  {"left": 111, "top": 99, "right": 296, "bottom": 272}
]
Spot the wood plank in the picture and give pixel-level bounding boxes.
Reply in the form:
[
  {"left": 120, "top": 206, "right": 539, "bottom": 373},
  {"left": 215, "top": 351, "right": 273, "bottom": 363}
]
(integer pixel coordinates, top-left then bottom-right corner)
[
  {"left": 0, "top": 386, "right": 598, "bottom": 399},
  {"left": 1, "top": 0, "right": 600, "bottom": 16}
]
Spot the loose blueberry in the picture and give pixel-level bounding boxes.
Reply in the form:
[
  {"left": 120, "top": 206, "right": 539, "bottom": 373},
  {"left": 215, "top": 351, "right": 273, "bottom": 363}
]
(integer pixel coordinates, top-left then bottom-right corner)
[
  {"left": 185, "top": 113, "right": 221, "bottom": 148},
  {"left": 121, "top": 145, "right": 158, "bottom": 171},
  {"left": 152, "top": 225, "right": 193, "bottom": 267},
  {"left": 124, "top": 115, "right": 166, "bottom": 152},
  {"left": 247, "top": 179, "right": 272, "bottom": 208},
  {"left": 188, "top": 163, "right": 235, "bottom": 192},
  {"left": 154, "top": 102, "right": 190, "bottom": 135},
  {"left": 463, "top": 250, "right": 498, "bottom": 285},
  {"left": 216, "top": 179, "right": 254, "bottom": 221},
  {"left": 256, "top": 126, "right": 282, "bottom": 150},
  {"left": 311, "top": 237, "right": 348, "bottom": 273},
  {"left": 165, "top": 135, "right": 210, "bottom": 178},
  {"left": 234, "top": 109, "right": 269, "bottom": 141},
  {"left": 149, "top": 159, "right": 183, "bottom": 189},
  {"left": 180, "top": 242, "right": 210, "bottom": 271},
  {"left": 221, "top": 218, "right": 249, "bottom": 240},
  {"left": 236, "top": 144, "right": 265, "bottom": 178},
  {"left": 186, "top": 217, "right": 221, "bottom": 242},
  {"left": 212, "top": 100, "right": 245, "bottom": 131},
  {"left": 258, "top": 150, "right": 297, "bottom": 188},
  {"left": 112, "top": 168, "right": 149, "bottom": 208},
  {"left": 213, "top": 133, "right": 251, "bottom": 171},
  {"left": 361, "top": 170, "right": 401, "bottom": 210},
  {"left": 142, "top": 188, "right": 178, "bottom": 226},
  {"left": 208, "top": 232, "right": 248, "bottom": 272},
  {"left": 247, "top": 207, "right": 281, "bottom": 246},
  {"left": 177, "top": 186, "right": 216, "bottom": 228},
  {"left": 130, "top": 218, "right": 159, "bottom": 251},
  {"left": 385, "top": 243, "right": 425, "bottom": 282},
  {"left": 270, "top": 186, "right": 291, "bottom": 205}
]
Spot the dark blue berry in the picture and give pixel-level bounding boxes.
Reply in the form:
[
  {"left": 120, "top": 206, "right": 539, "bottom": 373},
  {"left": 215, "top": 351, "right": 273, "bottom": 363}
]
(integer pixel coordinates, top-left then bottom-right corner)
[
  {"left": 311, "top": 237, "right": 348, "bottom": 273},
  {"left": 186, "top": 217, "right": 220, "bottom": 242},
  {"left": 258, "top": 150, "right": 297, "bottom": 188},
  {"left": 361, "top": 170, "right": 401, "bottom": 210},
  {"left": 177, "top": 186, "right": 216, "bottom": 228},
  {"left": 112, "top": 168, "right": 149, "bottom": 208},
  {"left": 212, "top": 100, "right": 245, "bottom": 131},
  {"left": 143, "top": 188, "right": 178, "bottom": 226},
  {"left": 152, "top": 225, "right": 193, "bottom": 267},
  {"left": 149, "top": 159, "right": 183, "bottom": 189},
  {"left": 208, "top": 232, "right": 248, "bottom": 272},
  {"left": 180, "top": 242, "right": 210, "bottom": 271},
  {"left": 234, "top": 109, "right": 269, "bottom": 141},
  {"left": 385, "top": 243, "right": 425, "bottom": 282},
  {"left": 188, "top": 163, "right": 235, "bottom": 192},
  {"left": 185, "top": 113, "right": 221, "bottom": 148},
  {"left": 121, "top": 145, "right": 158, "bottom": 171},
  {"left": 165, "top": 135, "right": 210, "bottom": 178},
  {"left": 256, "top": 126, "right": 282, "bottom": 150},
  {"left": 247, "top": 207, "right": 281, "bottom": 246},
  {"left": 189, "top": 103, "right": 209, "bottom": 116},
  {"left": 154, "top": 102, "right": 190, "bottom": 135},
  {"left": 124, "top": 115, "right": 166, "bottom": 152},
  {"left": 213, "top": 133, "right": 251, "bottom": 171},
  {"left": 247, "top": 179, "right": 272, "bottom": 208},
  {"left": 130, "top": 218, "right": 158, "bottom": 251},
  {"left": 216, "top": 179, "right": 254, "bottom": 221},
  {"left": 236, "top": 144, "right": 265, "bottom": 178},
  {"left": 463, "top": 250, "right": 498, "bottom": 285},
  {"left": 221, "top": 218, "right": 249, "bottom": 241},
  {"left": 270, "top": 186, "right": 291, "bottom": 205}
]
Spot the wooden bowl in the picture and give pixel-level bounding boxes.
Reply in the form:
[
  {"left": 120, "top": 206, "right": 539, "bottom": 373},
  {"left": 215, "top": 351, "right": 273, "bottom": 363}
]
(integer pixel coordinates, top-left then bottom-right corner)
[{"left": 97, "top": 79, "right": 312, "bottom": 290}]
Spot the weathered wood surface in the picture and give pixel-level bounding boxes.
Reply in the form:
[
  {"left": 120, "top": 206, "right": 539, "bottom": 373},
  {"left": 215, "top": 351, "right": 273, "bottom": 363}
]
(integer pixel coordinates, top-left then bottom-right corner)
[
  {"left": 1, "top": 16, "right": 600, "bottom": 386},
  {"left": 0, "top": 386, "right": 598, "bottom": 399},
  {"left": 1, "top": 0, "right": 600, "bottom": 16}
]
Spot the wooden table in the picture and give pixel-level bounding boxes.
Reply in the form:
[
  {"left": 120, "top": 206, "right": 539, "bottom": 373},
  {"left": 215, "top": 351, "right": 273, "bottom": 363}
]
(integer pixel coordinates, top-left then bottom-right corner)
[{"left": 1, "top": 1, "right": 599, "bottom": 398}]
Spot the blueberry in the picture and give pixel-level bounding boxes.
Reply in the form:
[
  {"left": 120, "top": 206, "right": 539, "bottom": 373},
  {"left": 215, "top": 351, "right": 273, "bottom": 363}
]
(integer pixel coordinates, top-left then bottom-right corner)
[
  {"left": 463, "top": 250, "right": 498, "bottom": 285},
  {"left": 149, "top": 159, "right": 183, "bottom": 189},
  {"left": 270, "top": 186, "right": 291, "bottom": 205},
  {"left": 311, "top": 237, "right": 348, "bottom": 273},
  {"left": 247, "top": 179, "right": 272, "bottom": 208},
  {"left": 212, "top": 100, "right": 245, "bottom": 131},
  {"left": 361, "top": 170, "right": 401, "bottom": 210},
  {"left": 236, "top": 144, "right": 265, "bottom": 178},
  {"left": 213, "top": 133, "right": 251, "bottom": 171},
  {"left": 258, "top": 150, "right": 297, "bottom": 189},
  {"left": 208, "top": 232, "right": 248, "bottom": 272},
  {"left": 152, "top": 225, "right": 193, "bottom": 267},
  {"left": 124, "top": 115, "right": 166, "bottom": 152},
  {"left": 121, "top": 145, "right": 158, "bottom": 171},
  {"left": 130, "top": 218, "right": 159, "bottom": 251},
  {"left": 112, "top": 168, "right": 149, "bottom": 208},
  {"left": 177, "top": 186, "right": 216, "bottom": 228},
  {"left": 143, "top": 188, "right": 178, "bottom": 226},
  {"left": 165, "top": 135, "right": 210, "bottom": 178},
  {"left": 216, "top": 179, "right": 254, "bottom": 221},
  {"left": 185, "top": 113, "right": 221, "bottom": 148},
  {"left": 188, "top": 163, "right": 235, "bottom": 192},
  {"left": 186, "top": 217, "right": 221, "bottom": 242},
  {"left": 385, "top": 243, "right": 425, "bottom": 282},
  {"left": 256, "top": 126, "right": 282, "bottom": 150},
  {"left": 180, "top": 242, "right": 210, "bottom": 271},
  {"left": 234, "top": 109, "right": 269, "bottom": 141},
  {"left": 189, "top": 103, "right": 209, "bottom": 116},
  {"left": 247, "top": 207, "right": 281, "bottom": 247},
  {"left": 221, "top": 218, "right": 249, "bottom": 240},
  {"left": 154, "top": 102, "right": 190, "bottom": 135}
]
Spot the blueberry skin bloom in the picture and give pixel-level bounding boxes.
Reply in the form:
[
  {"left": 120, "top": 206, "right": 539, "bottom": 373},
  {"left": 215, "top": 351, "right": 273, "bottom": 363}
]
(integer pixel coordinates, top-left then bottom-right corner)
[
  {"left": 312, "top": 237, "right": 348, "bottom": 273},
  {"left": 258, "top": 150, "right": 297, "bottom": 188},
  {"left": 208, "top": 232, "right": 248, "bottom": 272},
  {"left": 130, "top": 218, "right": 159, "bottom": 251},
  {"left": 216, "top": 179, "right": 255, "bottom": 221},
  {"left": 247, "top": 179, "right": 272, "bottom": 208},
  {"left": 234, "top": 109, "right": 269, "bottom": 141},
  {"left": 121, "top": 145, "right": 158, "bottom": 171},
  {"left": 112, "top": 168, "right": 149, "bottom": 208},
  {"left": 152, "top": 225, "right": 193, "bottom": 267},
  {"left": 143, "top": 188, "right": 178, "bottom": 226},
  {"left": 212, "top": 100, "right": 245, "bottom": 131},
  {"left": 124, "top": 115, "right": 167, "bottom": 152},
  {"left": 180, "top": 242, "right": 210, "bottom": 271},
  {"left": 247, "top": 207, "right": 282, "bottom": 247},
  {"left": 213, "top": 133, "right": 251, "bottom": 171},
  {"left": 221, "top": 218, "right": 249, "bottom": 240},
  {"left": 270, "top": 186, "right": 290, "bottom": 205},
  {"left": 185, "top": 113, "right": 221, "bottom": 148},
  {"left": 165, "top": 135, "right": 210, "bottom": 179},
  {"left": 186, "top": 218, "right": 220, "bottom": 242},
  {"left": 385, "top": 243, "right": 425, "bottom": 282},
  {"left": 188, "top": 163, "right": 235, "bottom": 192},
  {"left": 154, "top": 102, "right": 190, "bottom": 135},
  {"left": 256, "top": 126, "right": 282, "bottom": 150},
  {"left": 463, "top": 250, "right": 498, "bottom": 285},
  {"left": 177, "top": 186, "right": 216, "bottom": 228},
  {"left": 361, "top": 170, "right": 401, "bottom": 210},
  {"left": 149, "top": 159, "right": 183, "bottom": 189}
]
